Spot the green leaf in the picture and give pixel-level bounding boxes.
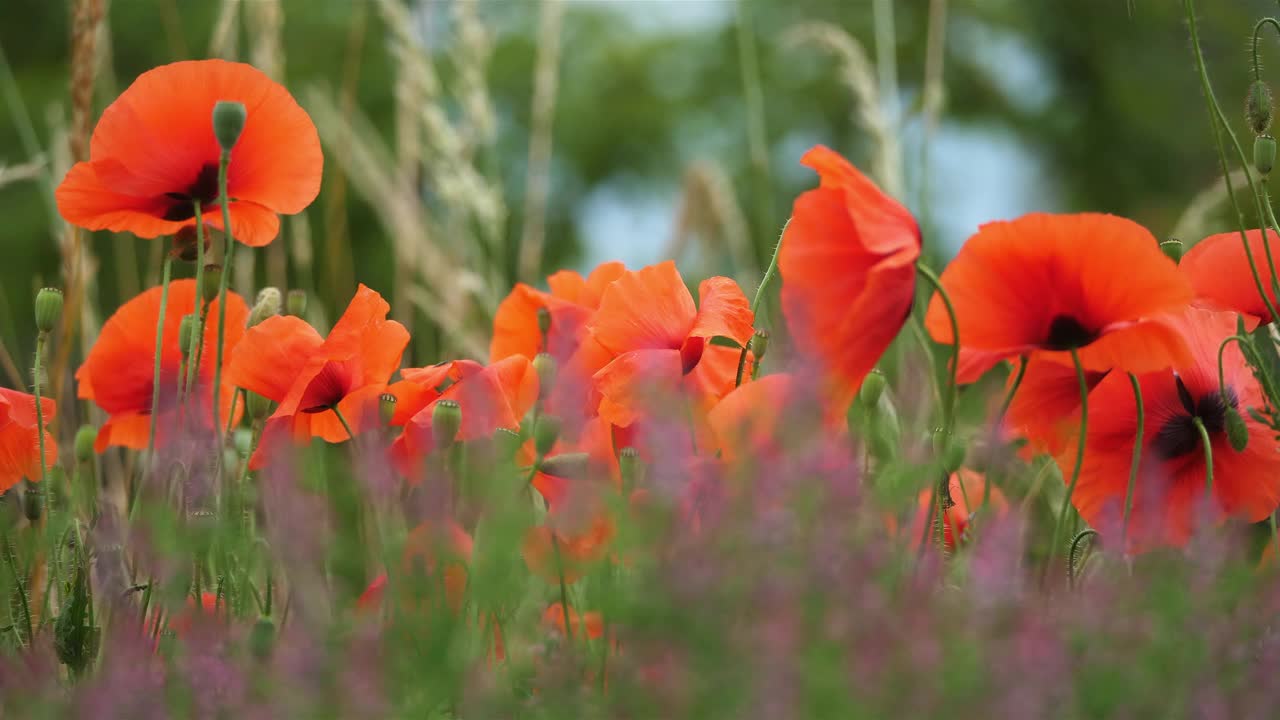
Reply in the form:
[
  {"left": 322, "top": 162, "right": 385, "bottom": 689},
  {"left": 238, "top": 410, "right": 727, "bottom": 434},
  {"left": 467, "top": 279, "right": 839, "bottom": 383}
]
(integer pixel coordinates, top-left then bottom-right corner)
[{"left": 707, "top": 335, "right": 743, "bottom": 349}]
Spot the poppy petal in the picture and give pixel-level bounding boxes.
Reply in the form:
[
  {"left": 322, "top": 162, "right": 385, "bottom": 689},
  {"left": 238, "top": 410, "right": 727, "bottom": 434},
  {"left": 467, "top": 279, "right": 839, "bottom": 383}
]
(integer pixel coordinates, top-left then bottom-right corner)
[
  {"left": 1181, "top": 228, "right": 1280, "bottom": 323},
  {"left": 588, "top": 261, "right": 696, "bottom": 354},
  {"left": 227, "top": 315, "right": 324, "bottom": 402}
]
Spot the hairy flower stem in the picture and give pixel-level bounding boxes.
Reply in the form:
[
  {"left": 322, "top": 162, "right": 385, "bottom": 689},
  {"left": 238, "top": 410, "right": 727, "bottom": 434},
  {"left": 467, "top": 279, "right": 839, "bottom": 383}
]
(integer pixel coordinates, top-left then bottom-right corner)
[
  {"left": 213, "top": 150, "right": 236, "bottom": 437},
  {"left": 1044, "top": 348, "right": 1088, "bottom": 586},
  {"left": 552, "top": 536, "right": 573, "bottom": 640},
  {"left": 997, "top": 355, "right": 1028, "bottom": 422},
  {"left": 1184, "top": 0, "right": 1280, "bottom": 323},
  {"left": 1120, "top": 373, "right": 1145, "bottom": 550},
  {"left": 32, "top": 332, "right": 50, "bottom": 488},
  {"left": 915, "top": 262, "right": 959, "bottom": 433},
  {"left": 3, "top": 534, "right": 32, "bottom": 646},
  {"left": 183, "top": 200, "right": 208, "bottom": 415},
  {"left": 735, "top": 218, "right": 791, "bottom": 384},
  {"left": 136, "top": 254, "right": 175, "bottom": 520},
  {"left": 1193, "top": 416, "right": 1214, "bottom": 492}
]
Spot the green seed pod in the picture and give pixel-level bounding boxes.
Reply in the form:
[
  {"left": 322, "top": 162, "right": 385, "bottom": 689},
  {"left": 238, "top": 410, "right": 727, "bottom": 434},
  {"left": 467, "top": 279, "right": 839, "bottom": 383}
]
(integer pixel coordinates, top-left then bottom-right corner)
[
  {"left": 859, "top": 371, "right": 887, "bottom": 408},
  {"left": 933, "top": 428, "right": 965, "bottom": 475},
  {"left": 536, "top": 306, "right": 552, "bottom": 337},
  {"left": 1256, "top": 135, "right": 1276, "bottom": 176},
  {"left": 379, "top": 393, "right": 398, "bottom": 426},
  {"left": 286, "top": 289, "right": 307, "bottom": 318},
  {"left": 179, "top": 314, "right": 198, "bottom": 356},
  {"left": 1248, "top": 79, "right": 1273, "bottom": 136},
  {"left": 492, "top": 427, "right": 523, "bottom": 462},
  {"left": 250, "top": 287, "right": 283, "bottom": 327},
  {"left": 246, "top": 391, "right": 273, "bottom": 421},
  {"left": 201, "top": 264, "right": 223, "bottom": 305},
  {"left": 433, "top": 400, "right": 462, "bottom": 450},
  {"left": 22, "top": 484, "right": 42, "bottom": 522},
  {"left": 250, "top": 618, "right": 276, "bottom": 660},
  {"left": 74, "top": 425, "right": 98, "bottom": 462},
  {"left": 1159, "top": 239, "right": 1183, "bottom": 264},
  {"left": 212, "top": 100, "right": 248, "bottom": 153},
  {"left": 619, "top": 446, "right": 643, "bottom": 490},
  {"left": 751, "top": 329, "right": 770, "bottom": 362},
  {"left": 533, "top": 353, "right": 557, "bottom": 399},
  {"left": 540, "top": 452, "right": 590, "bottom": 480},
  {"left": 1226, "top": 405, "right": 1250, "bottom": 452},
  {"left": 534, "top": 414, "right": 562, "bottom": 456},
  {"left": 34, "top": 287, "right": 63, "bottom": 334}
]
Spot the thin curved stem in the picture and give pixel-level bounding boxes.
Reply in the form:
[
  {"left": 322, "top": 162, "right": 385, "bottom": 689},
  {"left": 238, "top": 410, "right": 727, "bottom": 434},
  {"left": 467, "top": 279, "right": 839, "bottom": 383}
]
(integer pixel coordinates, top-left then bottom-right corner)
[
  {"left": 146, "top": 254, "right": 174, "bottom": 463},
  {"left": 1252, "top": 18, "right": 1280, "bottom": 82},
  {"left": 1120, "top": 373, "right": 1145, "bottom": 550},
  {"left": 3, "top": 534, "right": 31, "bottom": 645},
  {"left": 213, "top": 150, "right": 236, "bottom": 437},
  {"left": 1068, "top": 528, "right": 1099, "bottom": 588},
  {"left": 916, "top": 262, "right": 959, "bottom": 432},
  {"left": 735, "top": 218, "right": 791, "bottom": 384},
  {"left": 331, "top": 405, "right": 357, "bottom": 442},
  {"left": 997, "top": 355, "right": 1028, "bottom": 421},
  {"left": 1192, "top": 416, "right": 1214, "bottom": 492},
  {"left": 1259, "top": 180, "right": 1280, "bottom": 298},
  {"left": 1044, "top": 347, "right": 1088, "bottom": 585},
  {"left": 183, "top": 200, "right": 208, "bottom": 414},
  {"left": 31, "top": 333, "right": 49, "bottom": 486}
]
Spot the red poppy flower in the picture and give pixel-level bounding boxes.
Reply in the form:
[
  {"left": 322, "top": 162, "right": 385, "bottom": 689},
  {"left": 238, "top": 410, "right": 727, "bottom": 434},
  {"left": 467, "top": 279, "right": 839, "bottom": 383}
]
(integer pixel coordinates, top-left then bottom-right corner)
[
  {"left": 909, "top": 470, "right": 1009, "bottom": 551},
  {"left": 542, "top": 602, "right": 604, "bottom": 640},
  {"left": 0, "top": 388, "right": 57, "bottom": 494},
  {"left": 356, "top": 520, "right": 473, "bottom": 615},
  {"left": 1004, "top": 356, "right": 1109, "bottom": 456},
  {"left": 227, "top": 284, "right": 409, "bottom": 469},
  {"left": 522, "top": 487, "right": 616, "bottom": 585},
  {"left": 585, "top": 261, "right": 753, "bottom": 429},
  {"left": 1181, "top": 228, "right": 1280, "bottom": 323},
  {"left": 527, "top": 416, "right": 620, "bottom": 508},
  {"left": 77, "top": 279, "right": 248, "bottom": 451},
  {"left": 1067, "top": 307, "right": 1280, "bottom": 550},
  {"left": 55, "top": 59, "right": 322, "bottom": 247},
  {"left": 389, "top": 356, "right": 539, "bottom": 477},
  {"left": 706, "top": 373, "right": 794, "bottom": 462},
  {"left": 778, "top": 145, "right": 921, "bottom": 415},
  {"left": 926, "top": 213, "right": 1194, "bottom": 375},
  {"left": 491, "top": 262, "right": 626, "bottom": 364}
]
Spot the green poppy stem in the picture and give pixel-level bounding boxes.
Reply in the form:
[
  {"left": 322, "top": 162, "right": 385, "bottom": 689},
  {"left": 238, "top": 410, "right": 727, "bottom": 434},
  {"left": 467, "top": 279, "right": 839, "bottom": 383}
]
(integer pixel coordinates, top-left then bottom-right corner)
[
  {"left": 182, "top": 201, "right": 208, "bottom": 412},
  {"left": 1044, "top": 347, "right": 1088, "bottom": 586},
  {"left": 1120, "top": 372, "right": 1145, "bottom": 550},
  {"left": 212, "top": 149, "right": 236, "bottom": 436},
  {"left": 915, "top": 261, "right": 959, "bottom": 433},
  {"left": 1192, "top": 416, "right": 1214, "bottom": 493}
]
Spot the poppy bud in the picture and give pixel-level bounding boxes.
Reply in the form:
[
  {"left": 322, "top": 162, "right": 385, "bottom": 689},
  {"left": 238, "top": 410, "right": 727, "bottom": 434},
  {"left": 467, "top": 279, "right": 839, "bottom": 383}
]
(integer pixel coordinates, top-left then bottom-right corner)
[
  {"left": 1159, "top": 239, "right": 1183, "bottom": 264},
  {"left": 22, "top": 484, "right": 42, "bottom": 522},
  {"left": 533, "top": 353, "right": 557, "bottom": 399},
  {"left": 1225, "top": 405, "right": 1250, "bottom": 452},
  {"left": 74, "top": 426, "right": 98, "bottom": 462},
  {"left": 1247, "top": 79, "right": 1273, "bottom": 136},
  {"left": 250, "top": 287, "right": 283, "bottom": 327},
  {"left": 287, "top": 289, "right": 307, "bottom": 317},
  {"left": 534, "top": 415, "right": 562, "bottom": 456},
  {"left": 34, "top": 287, "right": 63, "bottom": 334},
  {"left": 179, "top": 314, "right": 198, "bottom": 356},
  {"left": 433, "top": 400, "right": 462, "bottom": 450},
  {"left": 859, "top": 371, "right": 887, "bottom": 408},
  {"left": 246, "top": 391, "right": 273, "bottom": 421},
  {"left": 619, "top": 446, "right": 643, "bottom": 489},
  {"left": 493, "top": 427, "right": 523, "bottom": 461},
  {"left": 1256, "top": 135, "right": 1276, "bottom": 176},
  {"left": 379, "top": 393, "right": 398, "bottom": 426},
  {"left": 541, "top": 452, "right": 590, "bottom": 480},
  {"left": 751, "top": 329, "right": 770, "bottom": 362},
  {"left": 200, "top": 264, "right": 222, "bottom": 305},
  {"left": 250, "top": 618, "right": 275, "bottom": 660},
  {"left": 536, "top": 306, "right": 552, "bottom": 337},
  {"left": 212, "top": 100, "right": 247, "bottom": 153},
  {"left": 932, "top": 428, "right": 965, "bottom": 475}
]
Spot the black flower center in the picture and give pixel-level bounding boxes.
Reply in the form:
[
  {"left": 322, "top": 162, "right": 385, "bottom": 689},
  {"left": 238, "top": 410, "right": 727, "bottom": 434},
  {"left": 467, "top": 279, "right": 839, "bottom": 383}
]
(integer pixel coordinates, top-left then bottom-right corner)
[
  {"left": 1152, "top": 375, "right": 1236, "bottom": 460},
  {"left": 161, "top": 163, "right": 220, "bottom": 221},
  {"left": 1043, "top": 315, "right": 1098, "bottom": 351}
]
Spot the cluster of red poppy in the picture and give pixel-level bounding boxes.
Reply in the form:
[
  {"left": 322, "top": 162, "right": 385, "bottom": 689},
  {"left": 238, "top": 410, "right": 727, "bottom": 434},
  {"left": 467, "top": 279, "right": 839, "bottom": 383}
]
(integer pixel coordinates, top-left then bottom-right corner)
[{"left": 3, "top": 58, "right": 1278, "bottom": 632}]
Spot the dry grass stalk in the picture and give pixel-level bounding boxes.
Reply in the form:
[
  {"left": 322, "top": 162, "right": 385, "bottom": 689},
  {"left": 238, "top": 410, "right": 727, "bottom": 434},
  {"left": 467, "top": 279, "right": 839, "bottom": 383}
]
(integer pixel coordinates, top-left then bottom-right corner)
[
  {"left": 1170, "top": 169, "right": 1249, "bottom": 246},
  {"left": 666, "top": 162, "right": 755, "bottom": 281},
  {"left": 209, "top": 0, "right": 241, "bottom": 59},
  {"left": 517, "top": 0, "right": 565, "bottom": 282},
  {"left": 246, "top": 0, "right": 289, "bottom": 294}
]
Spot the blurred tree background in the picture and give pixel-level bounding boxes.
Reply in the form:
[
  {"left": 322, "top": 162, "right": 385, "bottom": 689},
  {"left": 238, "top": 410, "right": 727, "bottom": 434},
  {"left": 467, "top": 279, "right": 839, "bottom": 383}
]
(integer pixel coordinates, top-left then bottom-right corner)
[{"left": 0, "top": 0, "right": 1276, "bottom": 379}]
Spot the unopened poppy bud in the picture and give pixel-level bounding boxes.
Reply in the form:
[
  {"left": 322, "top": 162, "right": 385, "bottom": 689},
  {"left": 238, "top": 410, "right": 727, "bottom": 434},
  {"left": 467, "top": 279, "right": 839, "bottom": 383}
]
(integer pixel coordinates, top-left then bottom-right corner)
[
  {"left": 533, "top": 353, "right": 557, "bottom": 398},
  {"left": 1159, "top": 239, "right": 1183, "bottom": 264},
  {"left": 433, "top": 400, "right": 462, "bottom": 450},
  {"left": 246, "top": 391, "right": 273, "bottom": 421},
  {"left": 212, "top": 100, "right": 247, "bottom": 153},
  {"left": 619, "top": 446, "right": 643, "bottom": 489},
  {"left": 932, "top": 428, "right": 965, "bottom": 475},
  {"left": 250, "top": 618, "right": 275, "bottom": 660},
  {"left": 536, "top": 306, "right": 552, "bottom": 337},
  {"left": 74, "top": 426, "right": 98, "bottom": 462},
  {"left": 379, "top": 393, "right": 398, "bottom": 425},
  {"left": 493, "top": 427, "right": 523, "bottom": 461},
  {"left": 541, "top": 452, "right": 590, "bottom": 480},
  {"left": 751, "top": 329, "right": 770, "bottom": 362},
  {"left": 201, "top": 264, "right": 222, "bottom": 304},
  {"left": 534, "top": 414, "right": 562, "bottom": 456},
  {"left": 22, "top": 485, "right": 42, "bottom": 522},
  {"left": 1256, "top": 135, "right": 1276, "bottom": 176},
  {"left": 859, "top": 371, "right": 887, "bottom": 408},
  {"left": 1226, "top": 405, "right": 1250, "bottom": 452},
  {"left": 34, "top": 287, "right": 62, "bottom": 334},
  {"left": 179, "top": 314, "right": 198, "bottom": 356},
  {"left": 250, "top": 287, "right": 283, "bottom": 327},
  {"left": 1248, "top": 80, "right": 1273, "bottom": 136},
  {"left": 287, "top": 289, "right": 307, "bottom": 317}
]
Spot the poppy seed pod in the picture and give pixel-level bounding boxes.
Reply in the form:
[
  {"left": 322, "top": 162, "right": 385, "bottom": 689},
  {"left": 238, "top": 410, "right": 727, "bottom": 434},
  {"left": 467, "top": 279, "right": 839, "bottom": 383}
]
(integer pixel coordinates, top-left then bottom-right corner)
[
  {"left": 433, "top": 400, "right": 462, "bottom": 450},
  {"left": 250, "top": 618, "right": 275, "bottom": 660},
  {"left": 534, "top": 414, "right": 562, "bottom": 456},
  {"left": 540, "top": 452, "right": 590, "bottom": 480},
  {"left": 22, "top": 485, "right": 42, "bottom": 522},
  {"left": 287, "top": 289, "right": 307, "bottom": 317},
  {"left": 1255, "top": 135, "right": 1276, "bottom": 176},
  {"left": 246, "top": 391, "right": 273, "bottom": 421},
  {"left": 493, "top": 427, "right": 523, "bottom": 462},
  {"left": 35, "top": 287, "right": 63, "bottom": 334},
  {"left": 619, "top": 446, "right": 643, "bottom": 489},
  {"left": 379, "top": 393, "right": 397, "bottom": 426},
  {"left": 74, "top": 426, "right": 98, "bottom": 463},
  {"left": 932, "top": 428, "right": 965, "bottom": 475},
  {"left": 250, "top": 287, "right": 283, "bottom": 327},
  {"left": 751, "top": 329, "right": 770, "bottom": 362},
  {"left": 1225, "top": 405, "right": 1250, "bottom": 452},
  {"left": 1247, "top": 80, "right": 1273, "bottom": 137},
  {"left": 212, "top": 100, "right": 247, "bottom": 153},
  {"left": 1159, "top": 239, "right": 1183, "bottom": 264},
  {"left": 533, "top": 353, "right": 557, "bottom": 398},
  {"left": 179, "top": 314, "right": 198, "bottom": 356},
  {"left": 858, "top": 371, "right": 887, "bottom": 408},
  {"left": 201, "top": 264, "right": 223, "bottom": 305}
]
